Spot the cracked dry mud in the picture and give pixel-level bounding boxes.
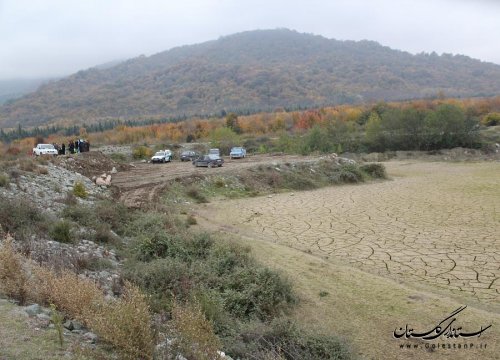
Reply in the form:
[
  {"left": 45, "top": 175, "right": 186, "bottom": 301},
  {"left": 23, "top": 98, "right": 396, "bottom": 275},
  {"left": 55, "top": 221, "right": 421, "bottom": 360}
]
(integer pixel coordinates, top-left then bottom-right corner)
[{"left": 203, "top": 161, "right": 500, "bottom": 304}]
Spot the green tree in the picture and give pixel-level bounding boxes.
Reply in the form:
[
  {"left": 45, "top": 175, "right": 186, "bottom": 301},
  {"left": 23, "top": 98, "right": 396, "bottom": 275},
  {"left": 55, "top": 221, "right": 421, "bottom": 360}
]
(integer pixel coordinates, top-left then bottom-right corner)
[
  {"left": 210, "top": 127, "right": 240, "bottom": 154},
  {"left": 365, "top": 111, "right": 384, "bottom": 151},
  {"left": 225, "top": 113, "right": 242, "bottom": 134}
]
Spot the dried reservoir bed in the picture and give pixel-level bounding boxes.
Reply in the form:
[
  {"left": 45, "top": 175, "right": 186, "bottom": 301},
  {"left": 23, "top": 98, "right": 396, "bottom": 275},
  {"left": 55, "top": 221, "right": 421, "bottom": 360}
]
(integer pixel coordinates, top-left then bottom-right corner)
[{"left": 194, "top": 160, "right": 499, "bottom": 359}]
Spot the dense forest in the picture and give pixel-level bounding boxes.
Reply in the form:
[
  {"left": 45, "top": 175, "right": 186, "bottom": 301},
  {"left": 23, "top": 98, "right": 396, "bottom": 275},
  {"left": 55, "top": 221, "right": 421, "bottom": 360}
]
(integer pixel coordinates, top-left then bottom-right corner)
[
  {"left": 2, "top": 97, "right": 499, "bottom": 158},
  {"left": 1, "top": 29, "right": 500, "bottom": 128}
]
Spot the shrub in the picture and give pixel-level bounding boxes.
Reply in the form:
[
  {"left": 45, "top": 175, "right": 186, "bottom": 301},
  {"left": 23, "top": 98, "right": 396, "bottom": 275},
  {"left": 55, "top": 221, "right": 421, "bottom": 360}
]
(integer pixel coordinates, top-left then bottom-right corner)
[
  {"left": 132, "top": 146, "right": 153, "bottom": 160},
  {"left": 169, "top": 301, "right": 221, "bottom": 360},
  {"left": 110, "top": 153, "right": 128, "bottom": 163},
  {"left": 359, "top": 163, "right": 387, "bottom": 179},
  {"left": 73, "top": 181, "right": 88, "bottom": 199},
  {"left": 0, "top": 173, "right": 9, "bottom": 187},
  {"left": 223, "top": 267, "right": 296, "bottom": 320},
  {"left": 95, "top": 200, "right": 130, "bottom": 234},
  {"left": 88, "top": 283, "right": 155, "bottom": 360},
  {"left": 29, "top": 265, "right": 103, "bottom": 320},
  {"left": 93, "top": 223, "right": 119, "bottom": 244},
  {"left": 227, "top": 318, "right": 350, "bottom": 360},
  {"left": 0, "top": 237, "right": 29, "bottom": 304},
  {"left": 123, "top": 258, "right": 192, "bottom": 310},
  {"left": 0, "top": 195, "right": 48, "bottom": 241},
  {"left": 282, "top": 172, "right": 317, "bottom": 190},
  {"left": 49, "top": 220, "right": 73, "bottom": 244},
  {"left": 329, "top": 164, "right": 365, "bottom": 184},
  {"left": 482, "top": 112, "right": 500, "bottom": 126},
  {"left": 186, "top": 186, "right": 208, "bottom": 203},
  {"left": 186, "top": 215, "right": 198, "bottom": 226}
]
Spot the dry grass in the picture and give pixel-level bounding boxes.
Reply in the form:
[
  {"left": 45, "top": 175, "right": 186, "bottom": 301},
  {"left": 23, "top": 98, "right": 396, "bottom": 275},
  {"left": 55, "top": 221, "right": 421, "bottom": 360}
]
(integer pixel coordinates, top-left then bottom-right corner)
[
  {"left": 169, "top": 301, "right": 221, "bottom": 360},
  {"left": 0, "top": 236, "right": 29, "bottom": 304},
  {"left": 88, "top": 283, "right": 155, "bottom": 360},
  {"left": 0, "top": 237, "right": 155, "bottom": 359}
]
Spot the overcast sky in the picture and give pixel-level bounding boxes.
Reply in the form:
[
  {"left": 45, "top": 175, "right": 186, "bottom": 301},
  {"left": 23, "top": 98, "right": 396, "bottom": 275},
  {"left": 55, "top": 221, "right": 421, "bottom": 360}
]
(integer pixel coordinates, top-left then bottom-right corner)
[{"left": 0, "top": 0, "right": 499, "bottom": 80}]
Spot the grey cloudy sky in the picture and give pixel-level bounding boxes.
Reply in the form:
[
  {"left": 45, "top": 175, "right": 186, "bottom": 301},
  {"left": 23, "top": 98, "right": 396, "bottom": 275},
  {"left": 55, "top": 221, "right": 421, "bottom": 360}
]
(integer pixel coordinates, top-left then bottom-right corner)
[{"left": 0, "top": 0, "right": 499, "bottom": 79}]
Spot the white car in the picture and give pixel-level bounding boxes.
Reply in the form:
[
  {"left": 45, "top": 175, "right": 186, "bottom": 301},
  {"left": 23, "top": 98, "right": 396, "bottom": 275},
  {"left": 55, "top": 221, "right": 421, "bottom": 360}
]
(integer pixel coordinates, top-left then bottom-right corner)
[
  {"left": 33, "top": 144, "right": 58, "bottom": 156},
  {"left": 230, "top": 147, "right": 246, "bottom": 159},
  {"left": 151, "top": 149, "right": 173, "bottom": 163}
]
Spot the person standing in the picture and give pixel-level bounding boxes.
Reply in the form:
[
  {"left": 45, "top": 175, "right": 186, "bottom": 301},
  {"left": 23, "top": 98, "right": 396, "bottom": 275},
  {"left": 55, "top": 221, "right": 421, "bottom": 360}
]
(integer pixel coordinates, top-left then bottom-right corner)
[{"left": 61, "top": 143, "right": 66, "bottom": 155}]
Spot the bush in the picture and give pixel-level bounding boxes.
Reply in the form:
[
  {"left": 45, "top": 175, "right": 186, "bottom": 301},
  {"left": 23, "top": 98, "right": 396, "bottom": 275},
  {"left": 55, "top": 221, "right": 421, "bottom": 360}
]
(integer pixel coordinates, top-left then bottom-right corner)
[
  {"left": 110, "top": 153, "right": 128, "bottom": 163},
  {"left": 73, "top": 181, "right": 88, "bottom": 199},
  {"left": 169, "top": 301, "right": 221, "bottom": 360},
  {"left": 223, "top": 267, "right": 296, "bottom": 320},
  {"left": 186, "top": 186, "right": 208, "bottom": 203},
  {"left": 227, "top": 318, "right": 350, "bottom": 360},
  {"left": 359, "top": 163, "right": 387, "bottom": 179},
  {"left": 93, "top": 223, "right": 119, "bottom": 244},
  {"left": 186, "top": 215, "right": 197, "bottom": 226},
  {"left": 329, "top": 164, "right": 365, "bottom": 184},
  {"left": 30, "top": 265, "right": 154, "bottom": 359},
  {"left": 0, "top": 196, "right": 48, "bottom": 241},
  {"left": 49, "top": 220, "right": 73, "bottom": 243},
  {"left": 132, "top": 146, "right": 153, "bottom": 160},
  {"left": 95, "top": 200, "right": 130, "bottom": 234},
  {"left": 88, "top": 283, "right": 155, "bottom": 360},
  {"left": 0, "top": 173, "right": 9, "bottom": 187},
  {"left": 0, "top": 237, "right": 29, "bottom": 304},
  {"left": 124, "top": 258, "right": 192, "bottom": 310},
  {"left": 63, "top": 203, "right": 95, "bottom": 226},
  {"left": 482, "top": 112, "right": 500, "bottom": 126}
]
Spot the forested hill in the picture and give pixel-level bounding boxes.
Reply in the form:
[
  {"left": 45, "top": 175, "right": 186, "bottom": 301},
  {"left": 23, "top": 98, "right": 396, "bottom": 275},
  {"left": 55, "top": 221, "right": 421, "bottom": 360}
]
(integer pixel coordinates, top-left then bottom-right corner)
[{"left": 2, "top": 28, "right": 500, "bottom": 128}]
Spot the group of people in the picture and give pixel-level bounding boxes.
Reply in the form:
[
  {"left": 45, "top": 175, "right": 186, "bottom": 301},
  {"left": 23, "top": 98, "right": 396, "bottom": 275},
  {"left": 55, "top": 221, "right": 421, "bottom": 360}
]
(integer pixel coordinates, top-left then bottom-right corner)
[{"left": 53, "top": 139, "right": 90, "bottom": 155}]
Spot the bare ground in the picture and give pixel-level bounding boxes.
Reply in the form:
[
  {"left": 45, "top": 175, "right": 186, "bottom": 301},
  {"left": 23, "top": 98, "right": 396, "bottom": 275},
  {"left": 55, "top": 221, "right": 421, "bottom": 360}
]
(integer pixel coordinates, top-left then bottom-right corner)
[{"left": 112, "top": 154, "right": 320, "bottom": 207}]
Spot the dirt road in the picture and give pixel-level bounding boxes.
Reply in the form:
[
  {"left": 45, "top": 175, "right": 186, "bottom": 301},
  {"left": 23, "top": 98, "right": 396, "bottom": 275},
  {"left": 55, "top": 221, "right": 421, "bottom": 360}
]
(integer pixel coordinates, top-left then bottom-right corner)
[{"left": 112, "top": 154, "right": 319, "bottom": 207}]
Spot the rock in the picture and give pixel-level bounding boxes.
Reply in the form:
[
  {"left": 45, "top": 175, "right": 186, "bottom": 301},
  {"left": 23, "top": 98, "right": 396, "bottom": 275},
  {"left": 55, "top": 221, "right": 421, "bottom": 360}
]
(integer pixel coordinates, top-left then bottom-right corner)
[
  {"left": 24, "top": 304, "right": 42, "bottom": 316},
  {"left": 95, "top": 177, "right": 107, "bottom": 186},
  {"left": 63, "top": 320, "right": 74, "bottom": 331},
  {"left": 36, "top": 313, "right": 51, "bottom": 322},
  {"left": 110, "top": 167, "right": 117, "bottom": 174},
  {"left": 83, "top": 332, "right": 98, "bottom": 343}
]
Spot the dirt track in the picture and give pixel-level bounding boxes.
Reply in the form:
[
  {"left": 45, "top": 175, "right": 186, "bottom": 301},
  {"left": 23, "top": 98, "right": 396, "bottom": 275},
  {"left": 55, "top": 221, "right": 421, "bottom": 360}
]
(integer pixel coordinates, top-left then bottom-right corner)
[
  {"left": 196, "top": 161, "right": 500, "bottom": 306},
  {"left": 112, "top": 154, "right": 318, "bottom": 207}
]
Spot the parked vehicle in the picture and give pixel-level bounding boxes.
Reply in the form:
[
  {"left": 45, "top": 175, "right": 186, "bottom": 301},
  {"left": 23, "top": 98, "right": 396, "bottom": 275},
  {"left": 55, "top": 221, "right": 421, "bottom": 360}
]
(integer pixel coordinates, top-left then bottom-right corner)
[
  {"left": 151, "top": 150, "right": 172, "bottom": 163},
  {"left": 230, "top": 147, "right": 246, "bottom": 159},
  {"left": 180, "top": 150, "right": 199, "bottom": 162},
  {"left": 33, "top": 144, "right": 58, "bottom": 156},
  {"left": 208, "top": 148, "right": 220, "bottom": 159},
  {"left": 193, "top": 155, "right": 224, "bottom": 168}
]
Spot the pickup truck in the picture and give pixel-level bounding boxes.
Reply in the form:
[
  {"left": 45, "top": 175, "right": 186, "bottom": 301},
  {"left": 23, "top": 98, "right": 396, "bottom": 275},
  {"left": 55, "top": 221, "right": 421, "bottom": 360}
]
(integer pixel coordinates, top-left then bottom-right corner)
[{"left": 33, "top": 144, "right": 58, "bottom": 156}]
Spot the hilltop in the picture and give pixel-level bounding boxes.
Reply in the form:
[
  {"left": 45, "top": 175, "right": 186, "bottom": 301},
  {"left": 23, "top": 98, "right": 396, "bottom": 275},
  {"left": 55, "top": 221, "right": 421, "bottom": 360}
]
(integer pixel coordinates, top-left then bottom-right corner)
[{"left": 1, "top": 28, "right": 500, "bottom": 128}]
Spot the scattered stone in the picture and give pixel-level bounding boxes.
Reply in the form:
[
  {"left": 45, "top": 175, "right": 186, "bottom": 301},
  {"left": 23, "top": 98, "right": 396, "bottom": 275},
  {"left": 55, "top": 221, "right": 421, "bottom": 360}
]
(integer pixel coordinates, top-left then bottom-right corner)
[
  {"left": 36, "top": 313, "right": 51, "bottom": 322},
  {"left": 64, "top": 320, "right": 74, "bottom": 331},
  {"left": 24, "top": 304, "right": 42, "bottom": 316},
  {"left": 83, "top": 332, "right": 98, "bottom": 343}
]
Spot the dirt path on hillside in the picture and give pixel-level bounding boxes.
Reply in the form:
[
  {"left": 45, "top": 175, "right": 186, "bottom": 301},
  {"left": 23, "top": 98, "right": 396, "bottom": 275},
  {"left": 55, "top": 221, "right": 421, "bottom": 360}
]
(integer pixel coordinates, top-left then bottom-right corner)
[{"left": 112, "top": 154, "right": 318, "bottom": 207}]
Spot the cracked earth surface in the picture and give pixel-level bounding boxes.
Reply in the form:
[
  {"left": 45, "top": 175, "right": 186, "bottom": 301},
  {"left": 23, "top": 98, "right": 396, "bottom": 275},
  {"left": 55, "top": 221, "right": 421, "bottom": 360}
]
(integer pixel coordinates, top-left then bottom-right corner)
[{"left": 201, "top": 161, "right": 500, "bottom": 304}]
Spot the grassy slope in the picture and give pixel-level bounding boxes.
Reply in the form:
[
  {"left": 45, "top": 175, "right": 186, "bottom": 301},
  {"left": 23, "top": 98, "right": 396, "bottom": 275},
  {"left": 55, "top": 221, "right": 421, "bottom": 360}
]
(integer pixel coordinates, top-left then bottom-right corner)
[{"left": 0, "top": 299, "right": 92, "bottom": 360}]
